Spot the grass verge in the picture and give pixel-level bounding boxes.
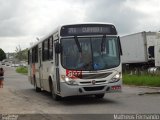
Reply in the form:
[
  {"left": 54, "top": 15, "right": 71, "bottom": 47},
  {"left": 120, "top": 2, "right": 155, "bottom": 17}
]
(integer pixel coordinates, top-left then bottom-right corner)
[
  {"left": 123, "top": 74, "right": 160, "bottom": 87},
  {"left": 16, "top": 66, "right": 28, "bottom": 75}
]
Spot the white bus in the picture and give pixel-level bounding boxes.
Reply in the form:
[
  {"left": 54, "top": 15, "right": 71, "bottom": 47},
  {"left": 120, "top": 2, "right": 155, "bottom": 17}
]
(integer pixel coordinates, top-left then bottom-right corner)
[{"left": 28, "top": 23, "right": 122, "bottom": 100}]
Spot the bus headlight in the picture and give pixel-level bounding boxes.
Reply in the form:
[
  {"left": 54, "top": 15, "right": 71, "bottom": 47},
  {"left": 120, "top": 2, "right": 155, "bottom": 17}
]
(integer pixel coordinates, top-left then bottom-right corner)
[
  {"left": 109, "top": 73, "right": 121, "bottom": 83},
  {"left": 65, "top": 77, "right": 78, "bottom": 85}
]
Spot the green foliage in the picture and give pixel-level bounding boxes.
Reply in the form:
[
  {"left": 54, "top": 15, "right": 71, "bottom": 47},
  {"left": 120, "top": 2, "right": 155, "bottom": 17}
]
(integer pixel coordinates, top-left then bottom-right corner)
[
  {"left": 15, "top": 45, "right": 28, "bottom": 61},
  {"left": 0, "top": 48, "right": 6, "bottom": 61},
  {"left": 16, "top": 67, "right": 28, "bottom": 75},
  {"left": 123, "top": 74, "right": 160, "bottom": 87}
]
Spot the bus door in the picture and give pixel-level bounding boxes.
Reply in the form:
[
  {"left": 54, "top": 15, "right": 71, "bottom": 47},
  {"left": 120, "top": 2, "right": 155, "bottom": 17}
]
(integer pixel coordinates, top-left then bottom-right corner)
[
  {"left": 54, "top": 41, "right": 61, "bottom": 93},
  {"left": 38, "top": 48, "right": 43, "bottom": 89}
]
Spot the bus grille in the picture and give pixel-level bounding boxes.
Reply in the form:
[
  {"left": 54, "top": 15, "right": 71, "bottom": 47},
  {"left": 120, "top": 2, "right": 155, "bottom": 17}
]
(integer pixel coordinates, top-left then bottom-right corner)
[
  {"left": 83, "top": 86, "right": 105, "bottom": 91},
  {"left": 81, "top": 72, "right": 112, "bottom": 79},
  {"left": 80, "top": 80, "right": 106, "bottom": 84}
]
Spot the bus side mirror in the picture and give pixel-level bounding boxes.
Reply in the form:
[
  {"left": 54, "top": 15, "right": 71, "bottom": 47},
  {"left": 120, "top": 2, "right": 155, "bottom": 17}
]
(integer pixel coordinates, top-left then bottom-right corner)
[
  {"left": 118, "top": 36, "right": 123, "bottom": 55},
  {"left": 55, "top": 43, "right": 62, "bottom": 54}
]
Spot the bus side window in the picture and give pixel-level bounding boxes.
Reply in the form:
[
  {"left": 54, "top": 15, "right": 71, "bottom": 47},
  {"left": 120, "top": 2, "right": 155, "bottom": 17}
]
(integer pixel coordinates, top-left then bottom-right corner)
[
  {"left": 49, "top": 37, "right": 53, "bottom": 59},
  {"left": 54, "top": 40, "right": 59, "bottom": 66},
  {"left": 31, "top": 45, "right": 38, "bottom": 63},
  {"left": 35, "top": 46, "right": 38, "bottom": 63},
  {"left": 32, "top": 48, "right": 35, "bottom": 63},
  {"left": 53, "top": 39, "right": 58, "bottom": 62},
  {"left": 42, "top": 39, "right": 49, "bottom": 61},
  {"left": 28, "top": 50, "right": 30, "bottom": 64}
]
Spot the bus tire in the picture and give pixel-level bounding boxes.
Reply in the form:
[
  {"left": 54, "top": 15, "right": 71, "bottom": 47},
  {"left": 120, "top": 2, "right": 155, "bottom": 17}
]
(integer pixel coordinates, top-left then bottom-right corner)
[
  {"left": 50, "top": 82, "right": 61, "bottom": 101},
  {"left": 34, "top": 78, "right": 41, "bottom": 92},
  {"left": 35, "top": 85, "right": 41, "bottom": 92},
  {"left": 95, "top": 93, "right": 105, "bottom": 99}
]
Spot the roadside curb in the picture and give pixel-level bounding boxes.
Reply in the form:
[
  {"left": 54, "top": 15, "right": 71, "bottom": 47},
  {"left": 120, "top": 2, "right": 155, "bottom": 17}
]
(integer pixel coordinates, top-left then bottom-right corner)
[
  {"left": 138, "top": 91, "right": 160, "bottom": 95},
  {"left": 123, "top": 85, "right": 160, "bottom": 95},
  {"left": 123, "top": 85, "right": 160, "bottom": 90},
  {"left": 137, "top": 86, "right": 160, "bottom": 90}
]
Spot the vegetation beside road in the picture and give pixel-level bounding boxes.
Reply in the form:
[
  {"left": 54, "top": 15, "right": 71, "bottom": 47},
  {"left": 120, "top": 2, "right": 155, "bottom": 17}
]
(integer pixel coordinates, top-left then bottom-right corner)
[
  {"left": 0, "top": 48, "right": 6, "bottom": 61},
  {"left": 15, "top": 66, "right": 160, "bottom": 87},
  {"left": 16, "top": 66, "right": 28, "bottom": 75},
  {"left": 123, "top": 73, "right": 160, "bottom": 87}
]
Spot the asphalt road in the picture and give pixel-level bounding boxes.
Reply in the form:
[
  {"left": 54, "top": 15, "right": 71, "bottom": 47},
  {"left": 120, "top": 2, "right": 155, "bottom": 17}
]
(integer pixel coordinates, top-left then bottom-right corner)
[{"left": 0, "top": 66, "right": 160, "bottom": 119}]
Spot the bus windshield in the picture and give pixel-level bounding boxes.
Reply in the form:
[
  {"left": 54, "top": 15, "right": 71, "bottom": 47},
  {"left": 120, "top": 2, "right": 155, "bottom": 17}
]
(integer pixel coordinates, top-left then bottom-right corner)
[{"left": 61, "top": 36, "right": 120, "bottom": 71}]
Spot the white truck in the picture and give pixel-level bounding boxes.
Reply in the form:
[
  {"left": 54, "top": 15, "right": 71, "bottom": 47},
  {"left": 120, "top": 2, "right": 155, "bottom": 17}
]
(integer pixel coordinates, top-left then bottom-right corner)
[
  {"left": 154, "top": 32, "right": 160, "bottom": 67},
  {"left": 120, "top": 32, "right": 158, "bottom": 66}
]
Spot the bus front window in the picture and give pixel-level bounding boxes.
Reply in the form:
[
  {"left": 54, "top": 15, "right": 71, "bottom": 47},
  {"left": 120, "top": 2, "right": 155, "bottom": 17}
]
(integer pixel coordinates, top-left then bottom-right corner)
[{"left": 61, "top": 36, "right": 120, "bottom": 71}]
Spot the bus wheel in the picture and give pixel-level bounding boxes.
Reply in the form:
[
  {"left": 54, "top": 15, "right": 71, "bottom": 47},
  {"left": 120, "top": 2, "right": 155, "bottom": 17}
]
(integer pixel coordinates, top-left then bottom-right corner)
[
  {"left": 51, "top": 83, "right": 61, "bottom": 101},
  {"left": 95, "top": 93, "right": 105, "bottom": 99},
  {"left": 34, "top": 79, "right": 41, "bottom": 92}
]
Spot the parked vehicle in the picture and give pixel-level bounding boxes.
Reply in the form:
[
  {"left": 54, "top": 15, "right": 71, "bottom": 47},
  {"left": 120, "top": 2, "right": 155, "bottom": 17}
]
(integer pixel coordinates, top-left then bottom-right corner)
[
  {"left": 5, "top": 62, "right": 10, "bottom": 66},
  {"left": 154, "top": 32, "right": 160, "bottom": 67},
  {"left": 120, "top": 31, "right": 158, "bottom": 69},
  {"left": 1, "top": 61, "right": 5, "bottom": 65},
  {"left": 121, "top": 31, "right": 157, "bottom": 64}
]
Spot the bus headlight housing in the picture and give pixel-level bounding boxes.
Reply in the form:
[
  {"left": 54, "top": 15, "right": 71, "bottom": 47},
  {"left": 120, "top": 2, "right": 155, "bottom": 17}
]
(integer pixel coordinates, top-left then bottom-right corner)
[
  {"left": 65, "top": 77, "right": 78, "bottom": 85},
  {"left": 109, "top": 73, "right": 121, "bottom": 83}
]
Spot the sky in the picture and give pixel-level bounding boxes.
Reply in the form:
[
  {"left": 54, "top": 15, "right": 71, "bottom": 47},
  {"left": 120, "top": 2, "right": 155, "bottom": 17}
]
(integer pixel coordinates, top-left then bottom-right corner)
[{"left": 0, "top": 0, "right": 160, "bottom": 53}]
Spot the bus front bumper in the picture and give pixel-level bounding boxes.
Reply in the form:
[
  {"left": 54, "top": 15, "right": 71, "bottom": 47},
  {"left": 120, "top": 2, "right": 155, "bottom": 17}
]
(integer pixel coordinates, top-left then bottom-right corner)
[{"left": 59, "top": 81, "right": 122, "bottom": 97}]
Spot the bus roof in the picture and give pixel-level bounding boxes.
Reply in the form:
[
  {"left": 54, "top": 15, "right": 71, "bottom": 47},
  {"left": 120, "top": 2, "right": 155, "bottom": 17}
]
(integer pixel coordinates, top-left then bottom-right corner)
[{"left": 28, "top": 22, "right": 116, "bottom": 49}]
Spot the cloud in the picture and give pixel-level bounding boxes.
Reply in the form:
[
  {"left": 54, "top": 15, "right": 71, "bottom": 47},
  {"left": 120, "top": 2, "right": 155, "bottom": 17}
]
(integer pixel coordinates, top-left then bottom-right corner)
[
  {"left": 0, "top": 36, "right": 35, "bottom": 53},
  {"left": 0, "top": 0, "right": 160, "bottom": 52},
  {"left": 0, "top": 0, "right": 86, "bottom": 37},
  {"left": 123, "top": 0, "right": 160, "bottom": 34},
  {"left": 1, "top": 0, "right": 160, "bottom": 37},
  {"left": 84, "top": 0, "right": 160, "bottom": 35},
  {"left": 0, "top": 0, "right": 87, "bottom": 52}
]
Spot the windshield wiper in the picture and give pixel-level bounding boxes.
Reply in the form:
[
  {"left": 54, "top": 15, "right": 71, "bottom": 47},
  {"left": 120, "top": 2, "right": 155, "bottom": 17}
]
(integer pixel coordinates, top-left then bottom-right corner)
[{"left": 74, "top": 36, "right": 82, "bottom": 53}]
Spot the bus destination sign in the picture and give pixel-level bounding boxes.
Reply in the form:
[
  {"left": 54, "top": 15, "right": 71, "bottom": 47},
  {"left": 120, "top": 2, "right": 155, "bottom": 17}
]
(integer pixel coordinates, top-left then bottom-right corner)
[
  {"left": 60, "top": 24, "right": 117, "bottom": 36},
  {"left": 68, "top": 27, "right": 109, "bottom": 34}
]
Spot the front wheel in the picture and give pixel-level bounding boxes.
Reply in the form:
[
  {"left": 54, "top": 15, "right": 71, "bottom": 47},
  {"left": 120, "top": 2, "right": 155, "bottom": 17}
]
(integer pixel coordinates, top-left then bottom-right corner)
[
  {"left": 95, "top": 93, "right": 105, "bottom": 99},
  {"left": 51, "top": 83, "right": 61, "bottom": 101}
]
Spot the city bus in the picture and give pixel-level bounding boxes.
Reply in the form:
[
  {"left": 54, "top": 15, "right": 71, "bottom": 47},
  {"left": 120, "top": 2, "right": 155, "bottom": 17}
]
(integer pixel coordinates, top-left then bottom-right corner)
[{"left": 28, "top": 23, "right": 122, "bottom": 100}]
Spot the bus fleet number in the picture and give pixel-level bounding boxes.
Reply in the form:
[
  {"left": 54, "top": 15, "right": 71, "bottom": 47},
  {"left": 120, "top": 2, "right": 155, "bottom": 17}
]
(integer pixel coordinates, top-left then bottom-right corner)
[{"left": 66, "top": 70, "right": 82, "bottom": 79}]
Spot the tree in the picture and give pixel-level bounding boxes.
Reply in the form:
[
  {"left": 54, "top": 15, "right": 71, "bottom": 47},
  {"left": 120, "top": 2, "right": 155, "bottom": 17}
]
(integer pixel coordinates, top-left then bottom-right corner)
[
  {"left": 0, "top": 48, "right": 6, "bottom": 61},
  {"left": 15, "top": 45, "right": 28, "bottom": 61}
]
